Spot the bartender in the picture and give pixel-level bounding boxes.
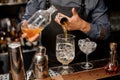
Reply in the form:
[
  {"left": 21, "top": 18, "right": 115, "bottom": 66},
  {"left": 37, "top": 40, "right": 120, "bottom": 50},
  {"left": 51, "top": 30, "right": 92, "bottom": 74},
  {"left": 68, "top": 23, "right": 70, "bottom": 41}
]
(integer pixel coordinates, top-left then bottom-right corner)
[{"left": 21, "top": 0, "right": 110, "bottom": 67}]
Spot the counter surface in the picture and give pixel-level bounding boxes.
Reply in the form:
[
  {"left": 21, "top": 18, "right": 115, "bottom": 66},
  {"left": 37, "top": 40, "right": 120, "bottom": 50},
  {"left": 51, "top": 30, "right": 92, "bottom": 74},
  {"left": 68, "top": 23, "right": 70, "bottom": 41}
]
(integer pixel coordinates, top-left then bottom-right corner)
[
  {"left": 46, "top": 68, "right": 120, "bottom": 80},
  {"left": 0, "top": 58, "right": 120, "bottom": 80},
  {"left": 45, "top": 58, "right": 120, "bottom": 80}
]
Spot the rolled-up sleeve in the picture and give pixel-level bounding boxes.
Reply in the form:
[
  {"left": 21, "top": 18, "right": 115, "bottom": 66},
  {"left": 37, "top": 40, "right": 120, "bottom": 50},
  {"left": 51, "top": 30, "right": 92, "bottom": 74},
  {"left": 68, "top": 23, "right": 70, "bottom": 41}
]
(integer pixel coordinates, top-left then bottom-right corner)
[{"left": 86, "top": 0, "right": 110, "bottom": 40}]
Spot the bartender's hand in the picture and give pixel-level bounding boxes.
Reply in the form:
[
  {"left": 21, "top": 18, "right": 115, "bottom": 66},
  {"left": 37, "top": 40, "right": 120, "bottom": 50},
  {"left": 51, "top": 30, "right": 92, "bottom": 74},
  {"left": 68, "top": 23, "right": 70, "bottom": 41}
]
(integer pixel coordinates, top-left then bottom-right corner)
[
  {"left": 21, "top": 20, "right": 40, "bottom": 42},
  {"left": 55, "top": 8, "right": 90, "bottom": 33}
]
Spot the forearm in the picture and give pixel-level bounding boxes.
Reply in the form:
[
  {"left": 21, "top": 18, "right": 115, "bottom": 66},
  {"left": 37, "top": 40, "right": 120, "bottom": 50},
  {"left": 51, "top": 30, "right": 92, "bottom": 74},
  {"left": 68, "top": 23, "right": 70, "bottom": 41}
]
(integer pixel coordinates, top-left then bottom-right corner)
[
  {"left": 78, "top": 18, "right": 110, "bottom": 40},
  {"left": 79, "top": 0, "right": 110, "bottom": 40},
  {"left": 86, "top": 23, "right": 110, "bottom": 40}
]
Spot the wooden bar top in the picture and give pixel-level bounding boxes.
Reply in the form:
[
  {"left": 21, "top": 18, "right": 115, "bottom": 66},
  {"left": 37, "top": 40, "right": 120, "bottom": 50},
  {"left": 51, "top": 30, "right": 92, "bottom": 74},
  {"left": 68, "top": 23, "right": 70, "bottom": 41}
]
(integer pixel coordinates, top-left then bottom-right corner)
[
  {"left": 42, "top": 58, "right": 120, "bottom": 80},
  {"left": 43, "top": 67, "right": 120, "bottom": 80}
]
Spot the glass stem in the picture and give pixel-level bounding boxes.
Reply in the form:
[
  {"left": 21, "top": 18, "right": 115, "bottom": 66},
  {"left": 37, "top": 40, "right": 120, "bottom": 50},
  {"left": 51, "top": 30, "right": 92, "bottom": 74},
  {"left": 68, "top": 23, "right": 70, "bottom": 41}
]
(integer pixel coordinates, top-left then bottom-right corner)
[
  {"left": 86, "top": 54, "right": 89, "bottom": 64},
  {"left": 62, "top": 64, "right": 69, "bottom": 69}
]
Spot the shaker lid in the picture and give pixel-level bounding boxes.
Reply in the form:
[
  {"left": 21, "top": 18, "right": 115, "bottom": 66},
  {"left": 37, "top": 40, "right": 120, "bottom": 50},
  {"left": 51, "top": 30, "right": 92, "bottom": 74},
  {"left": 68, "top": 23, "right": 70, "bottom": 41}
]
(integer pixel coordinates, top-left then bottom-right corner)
[
  {"left": 8, "top": 42, "right": 21, "bottom": 49},
  {"left": 37, "top": 46, "right": 46, "bottom": 55}
]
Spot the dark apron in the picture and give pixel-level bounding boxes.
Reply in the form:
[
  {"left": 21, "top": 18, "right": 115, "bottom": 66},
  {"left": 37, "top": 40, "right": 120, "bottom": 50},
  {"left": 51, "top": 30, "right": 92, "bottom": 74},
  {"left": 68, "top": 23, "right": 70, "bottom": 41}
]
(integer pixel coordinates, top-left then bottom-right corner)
[{"left": 41, "top": 4, "right": 109, "bottom": 67}]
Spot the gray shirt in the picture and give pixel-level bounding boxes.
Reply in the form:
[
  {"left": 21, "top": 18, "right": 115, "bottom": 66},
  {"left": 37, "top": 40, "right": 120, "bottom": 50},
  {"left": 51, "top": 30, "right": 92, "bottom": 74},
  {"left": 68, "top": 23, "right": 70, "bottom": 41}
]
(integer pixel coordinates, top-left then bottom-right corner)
[{"left": 22, "top": 0, "right": 110, "bottom": 40}]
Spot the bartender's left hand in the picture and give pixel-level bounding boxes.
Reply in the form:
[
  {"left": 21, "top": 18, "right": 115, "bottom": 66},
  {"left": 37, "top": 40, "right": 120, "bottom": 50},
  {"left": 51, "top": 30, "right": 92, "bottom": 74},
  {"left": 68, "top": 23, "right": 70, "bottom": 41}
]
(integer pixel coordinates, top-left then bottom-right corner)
[
  {"left": 55, "top": 8, "right": 90, "bottom": 33},
  {"left": 21, "top": 20, "right": 40, "bottom": 42}
]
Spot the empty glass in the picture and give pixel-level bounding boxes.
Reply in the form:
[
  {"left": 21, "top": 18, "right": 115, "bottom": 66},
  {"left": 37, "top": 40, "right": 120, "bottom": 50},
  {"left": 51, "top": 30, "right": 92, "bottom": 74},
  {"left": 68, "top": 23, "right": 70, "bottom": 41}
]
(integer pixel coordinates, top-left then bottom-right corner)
[
  {"left": 56, "top": 34, "right": 75, "bottom": 75},
  {"left": 78, "top": 38, "right": 97, "bottom": 69}
]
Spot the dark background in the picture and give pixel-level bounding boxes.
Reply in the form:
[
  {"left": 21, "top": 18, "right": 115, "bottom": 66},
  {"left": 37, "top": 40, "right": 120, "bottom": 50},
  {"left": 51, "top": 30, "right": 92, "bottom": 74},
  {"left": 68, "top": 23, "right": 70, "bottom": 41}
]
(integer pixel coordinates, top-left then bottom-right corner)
[
  {"left": 104, "top": 0, "right": 120, "bottom": 61},
  {"left": 104, "top": 0, "right": 120, "bottom": 11},
  {"left": 0, "top": 0, "right": 120, "bottom": 74}
]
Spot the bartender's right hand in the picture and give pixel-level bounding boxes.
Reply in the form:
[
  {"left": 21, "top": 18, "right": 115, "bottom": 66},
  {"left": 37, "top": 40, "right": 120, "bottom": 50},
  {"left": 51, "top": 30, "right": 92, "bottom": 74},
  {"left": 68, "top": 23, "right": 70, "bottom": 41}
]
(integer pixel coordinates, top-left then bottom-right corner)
[{"left": 21, "top": 20, "right": 40, "bottom": 42}]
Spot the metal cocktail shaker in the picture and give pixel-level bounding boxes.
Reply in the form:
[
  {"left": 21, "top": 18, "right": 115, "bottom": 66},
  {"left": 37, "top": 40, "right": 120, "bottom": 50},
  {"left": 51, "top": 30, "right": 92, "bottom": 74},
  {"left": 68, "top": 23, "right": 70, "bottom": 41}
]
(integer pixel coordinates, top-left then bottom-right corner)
[
  {"left": 32, "top": 46, "right": 49, "bottom": 79},
  {"left": 8, "top": 42, "right": 26, "bottom": 80}
]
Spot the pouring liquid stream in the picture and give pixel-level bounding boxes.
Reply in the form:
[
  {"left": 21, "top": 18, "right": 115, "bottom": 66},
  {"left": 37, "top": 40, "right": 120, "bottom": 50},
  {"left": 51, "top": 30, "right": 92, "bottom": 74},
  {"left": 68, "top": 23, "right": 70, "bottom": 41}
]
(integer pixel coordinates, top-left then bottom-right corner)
[
  {"left": 62, "top": 22, "right": 68, "bottom": 41},
  {"left": 60, "top": 17, "right": 68, "bottom": 41}
]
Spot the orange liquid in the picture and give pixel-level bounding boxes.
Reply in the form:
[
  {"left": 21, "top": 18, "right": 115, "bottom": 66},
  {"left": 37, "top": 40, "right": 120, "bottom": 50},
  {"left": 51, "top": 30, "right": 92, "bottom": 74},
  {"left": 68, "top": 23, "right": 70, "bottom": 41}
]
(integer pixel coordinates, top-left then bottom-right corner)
[
  {"left": 22, "top": 27, "right": 44, "bottom": 39},
  {"left": 62, "top": 22, "right": 68, "bottom": 41}
]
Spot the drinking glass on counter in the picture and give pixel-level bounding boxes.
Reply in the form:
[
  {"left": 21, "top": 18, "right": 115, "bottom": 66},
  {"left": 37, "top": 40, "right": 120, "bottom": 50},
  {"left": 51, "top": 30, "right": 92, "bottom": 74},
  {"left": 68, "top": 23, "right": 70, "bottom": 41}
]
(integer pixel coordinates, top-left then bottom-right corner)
[
  {"left": 56, "top": 34, "right": 75, "bottom": 75},
  {"left": 78, "top": 38, "right": 97, "bottom": 69}
]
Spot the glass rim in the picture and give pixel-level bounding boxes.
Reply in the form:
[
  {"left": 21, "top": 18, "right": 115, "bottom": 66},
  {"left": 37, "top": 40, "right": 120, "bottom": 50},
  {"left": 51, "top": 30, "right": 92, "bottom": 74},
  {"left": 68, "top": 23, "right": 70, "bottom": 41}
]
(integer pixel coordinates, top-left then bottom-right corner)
[
  {"left": 56, "top": 34, "right": 75, "bottom": 39},
  {"left": 8, "top": 42, "right": 21, "bottom": 49}
]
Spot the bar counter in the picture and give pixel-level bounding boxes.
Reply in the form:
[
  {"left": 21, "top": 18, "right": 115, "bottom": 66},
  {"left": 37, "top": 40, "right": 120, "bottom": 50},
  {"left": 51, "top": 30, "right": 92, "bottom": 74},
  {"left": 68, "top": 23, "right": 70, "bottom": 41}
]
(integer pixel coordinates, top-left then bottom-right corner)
[
  {"left": 0, "top": 58, "right": 120, "bottom": 80},
  {"left": 44, "top": 58, "right": 120, "bottom": 80},
  {"left": 45, "top": 68, "right": 120, "bottom": 80}
]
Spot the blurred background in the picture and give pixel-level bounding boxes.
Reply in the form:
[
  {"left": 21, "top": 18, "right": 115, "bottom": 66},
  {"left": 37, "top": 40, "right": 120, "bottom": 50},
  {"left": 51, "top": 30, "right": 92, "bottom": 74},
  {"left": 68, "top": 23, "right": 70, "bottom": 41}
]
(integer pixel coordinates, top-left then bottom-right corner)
[{"left": 0, "top": 0, "right": 120, "bottom": 74}]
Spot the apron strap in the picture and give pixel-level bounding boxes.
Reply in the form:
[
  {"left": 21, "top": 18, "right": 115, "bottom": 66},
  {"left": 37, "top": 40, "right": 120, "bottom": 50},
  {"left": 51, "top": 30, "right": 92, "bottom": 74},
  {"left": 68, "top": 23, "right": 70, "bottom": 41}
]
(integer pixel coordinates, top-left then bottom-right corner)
[
  {"left": 80, "top": 0, "right": 87, "bottom": 20},
  {"left": 45, "top": 0, "right": 50, "bottom": 9}
]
